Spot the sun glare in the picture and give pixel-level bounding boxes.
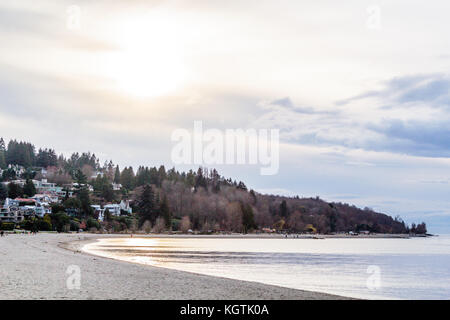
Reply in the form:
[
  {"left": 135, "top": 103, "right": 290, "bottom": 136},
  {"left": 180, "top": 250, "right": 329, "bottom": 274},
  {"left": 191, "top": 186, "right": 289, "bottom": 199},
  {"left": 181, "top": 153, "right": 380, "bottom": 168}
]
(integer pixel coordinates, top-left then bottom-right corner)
[{"left": 104, "top": 13, "right": 186, "bottom": 99}]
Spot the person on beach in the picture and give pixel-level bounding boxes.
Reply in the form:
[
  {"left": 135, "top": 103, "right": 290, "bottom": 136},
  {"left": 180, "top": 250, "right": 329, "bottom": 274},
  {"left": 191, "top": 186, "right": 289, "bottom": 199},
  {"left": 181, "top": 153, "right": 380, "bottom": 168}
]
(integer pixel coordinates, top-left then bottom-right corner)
[{"left": 1, "top": 231, "right": 4, "bottom": 237}]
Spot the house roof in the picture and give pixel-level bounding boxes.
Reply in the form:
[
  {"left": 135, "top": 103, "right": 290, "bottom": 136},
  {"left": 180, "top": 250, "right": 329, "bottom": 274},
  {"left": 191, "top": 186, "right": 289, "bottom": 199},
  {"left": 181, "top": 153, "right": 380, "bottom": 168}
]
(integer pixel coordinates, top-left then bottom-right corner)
[{"left": 14, "top": 198, "right": 36, "bottom": 203}]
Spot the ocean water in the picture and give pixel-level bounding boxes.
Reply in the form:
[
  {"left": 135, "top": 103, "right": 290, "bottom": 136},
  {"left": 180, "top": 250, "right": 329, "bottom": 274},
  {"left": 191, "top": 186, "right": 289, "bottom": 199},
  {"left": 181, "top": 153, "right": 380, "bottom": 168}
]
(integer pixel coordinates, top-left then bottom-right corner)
[{"left": 83, "top": 235, "right": 450, "bottom": 299}]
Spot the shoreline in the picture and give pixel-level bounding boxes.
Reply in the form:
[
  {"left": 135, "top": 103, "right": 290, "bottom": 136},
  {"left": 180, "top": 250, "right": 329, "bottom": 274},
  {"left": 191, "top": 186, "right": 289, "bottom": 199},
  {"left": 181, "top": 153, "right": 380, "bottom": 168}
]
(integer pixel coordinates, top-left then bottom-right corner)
[
  {"left": 5, "top": 229, "right": 431, "bottom": 239},
  {"left": 64, "top": 232, "right": 424, "bottom": 239},
  {"left": 0, "top": 233, "right": 350, "bottom": 300}
]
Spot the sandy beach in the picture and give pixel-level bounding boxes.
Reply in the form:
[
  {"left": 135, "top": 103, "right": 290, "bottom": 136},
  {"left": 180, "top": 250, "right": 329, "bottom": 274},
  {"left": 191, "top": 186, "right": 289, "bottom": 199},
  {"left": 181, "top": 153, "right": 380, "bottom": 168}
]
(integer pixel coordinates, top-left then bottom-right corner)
[{"left": 0, "top": 233, "right": 348, "bottom": 300}]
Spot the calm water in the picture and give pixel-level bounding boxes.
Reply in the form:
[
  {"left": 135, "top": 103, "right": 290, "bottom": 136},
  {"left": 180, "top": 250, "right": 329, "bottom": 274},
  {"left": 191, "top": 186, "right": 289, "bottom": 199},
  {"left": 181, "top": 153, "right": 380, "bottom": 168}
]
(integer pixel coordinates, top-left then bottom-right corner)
[{"left": 83, "top": 235, "right": 450, "bottom": 299}]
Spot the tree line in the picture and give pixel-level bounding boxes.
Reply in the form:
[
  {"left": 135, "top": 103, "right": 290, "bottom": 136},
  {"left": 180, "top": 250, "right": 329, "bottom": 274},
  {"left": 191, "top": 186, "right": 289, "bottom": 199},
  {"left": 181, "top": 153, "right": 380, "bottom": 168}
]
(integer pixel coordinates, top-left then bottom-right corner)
[{"left": 0, "top": 137, "right": 428, "bottom": 234}]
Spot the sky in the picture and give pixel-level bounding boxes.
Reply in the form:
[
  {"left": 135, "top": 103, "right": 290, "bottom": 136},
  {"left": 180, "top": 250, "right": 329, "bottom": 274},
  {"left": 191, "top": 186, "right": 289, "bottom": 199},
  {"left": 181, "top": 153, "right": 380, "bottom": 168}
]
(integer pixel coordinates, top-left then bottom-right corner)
[{"left": 1, "top": 0, "right": 450, "bottom": 233}]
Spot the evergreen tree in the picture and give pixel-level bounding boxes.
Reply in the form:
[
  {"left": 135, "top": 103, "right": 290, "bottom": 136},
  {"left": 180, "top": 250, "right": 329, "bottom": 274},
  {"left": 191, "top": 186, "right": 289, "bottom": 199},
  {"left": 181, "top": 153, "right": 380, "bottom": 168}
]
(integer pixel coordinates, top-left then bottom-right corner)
[
  {"left": 194, "top": 168, "right": 207, "bottom": 191},
  {"left": 8, "top": 182, "right": 23, "bottom": 199},
  {"left": 36, "top": 148, "right": 57, "bottom": 167},
  {"left": 249, "top": 189, "right": 257, "bottom": 204},
  {"left": 5, "top": 140, "right": 35, "bottom": 167},
  {"left": 0, "top": 138, "right": 6, "bottom": 169},
  {"left": 237, "top": 181, "right": 247, "bottom": 191},
  {"left": 158, "top": 165, "right": 167, "bottom": 185},
  {"left": 74, "top": 169, "right": 87, "bottom": 185},
  {"left": 0, "top": 183, "right": 7, "bottom": 200},
  {"left": 120, "top": 167, "right": 135, "bottom": 190},
  {"left": 280, "top": 200, "right": 288, "bottom": 218},
  {"left": 159, "top": 195, "right": 172, "bottom": 229},
  {"left": 77, "top": 187, "right": 93, "bottom": 217},
  {"left": 0, "top": 152, "right": 5, "bottom": 169},
  {"left": 2, "top": 168, "right": 16, "bottom": 181},
  {"left": 104, "top": 208, "right": 111, "bottom": 222},
  {"left": 185, "top": 169, "right": 195, "bottom": 187},
  {"left": 102, "top": 183, "right": 115, "bottom": 202},
  {"left": 114, "top": 165, "right": 121, "bottom": 183},
  {"left": 149, "top": 167, "right": 159, "bottom": 186},
  {"left": 241, "top": 203, "right": 256, "bottom": 233},
  {"left": 136, "top": 166, "right": 151, "bottom": 186},
  {"left": 51, "top": 212, "right": 70, "bottom": 232},
  {"left": 136, "top": 184, "right": 156, "bottom": 226},
  {"left": 416, "top": 222, "right": 427, "bottom": 234},
  {"left": 23, "top": 179, "right": 36, "bottom": 197}
]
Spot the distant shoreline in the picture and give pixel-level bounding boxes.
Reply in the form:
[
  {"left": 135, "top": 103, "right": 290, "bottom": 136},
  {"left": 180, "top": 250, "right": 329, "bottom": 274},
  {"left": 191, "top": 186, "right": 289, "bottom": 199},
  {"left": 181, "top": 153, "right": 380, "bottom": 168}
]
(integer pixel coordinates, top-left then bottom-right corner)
[
  {"left": 5, "top": 230, "right": 432, "bottom": 239},
  {"left": 67, "top": 232, "right": 431, "bottom": 239}
]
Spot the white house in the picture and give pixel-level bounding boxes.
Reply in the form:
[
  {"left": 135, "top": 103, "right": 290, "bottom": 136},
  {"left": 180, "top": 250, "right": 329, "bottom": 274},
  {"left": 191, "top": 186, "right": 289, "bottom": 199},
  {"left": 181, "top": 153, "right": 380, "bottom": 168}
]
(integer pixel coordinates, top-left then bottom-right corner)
[
  {"left": 104, "top": 203, "right": 121, "bottom": 216},
  {"left": 119, "top": 200, "right": 132, "bottom": 214},
  {"left": 91, "top": 171, "right": 104, "bottom": 179},
  {"left": 2, "top": 197, "right": 49, "bottom": 218},
  {"left": 112, "top": 183, "right": 122, "bottom": 191},
  {"left": 0, "top": 207, "right": 24, "bottom": 223},
  {"left": 91, "top": 205, "right": 104, "bottom": 221},
  {"left": 91, "top": 202, "right": 131, "bottom": 222},
  {"left": 7, "top": 164, "right": 25, "bottom": 176},
  {"left": 71, "top": 183, "right": 94, "bottom": 192}
]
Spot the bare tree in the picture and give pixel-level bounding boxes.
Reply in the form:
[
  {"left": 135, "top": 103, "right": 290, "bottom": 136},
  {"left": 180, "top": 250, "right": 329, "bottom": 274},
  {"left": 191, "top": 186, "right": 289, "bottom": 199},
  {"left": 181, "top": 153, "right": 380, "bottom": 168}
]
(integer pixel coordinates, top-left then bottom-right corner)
[
  {"left": 142, "top": 220, "right": 152, "bottom": 233},
  {"left": 180, "top": 216, "right": 191, "bottom": 233}
]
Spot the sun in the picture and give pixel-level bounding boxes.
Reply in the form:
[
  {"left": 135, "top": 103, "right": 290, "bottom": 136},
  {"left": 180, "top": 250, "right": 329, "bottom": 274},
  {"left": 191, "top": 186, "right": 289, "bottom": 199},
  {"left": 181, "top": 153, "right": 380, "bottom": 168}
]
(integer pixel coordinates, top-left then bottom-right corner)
[{"left": 104, "top": 13, "right": 186, "bottom": 99}]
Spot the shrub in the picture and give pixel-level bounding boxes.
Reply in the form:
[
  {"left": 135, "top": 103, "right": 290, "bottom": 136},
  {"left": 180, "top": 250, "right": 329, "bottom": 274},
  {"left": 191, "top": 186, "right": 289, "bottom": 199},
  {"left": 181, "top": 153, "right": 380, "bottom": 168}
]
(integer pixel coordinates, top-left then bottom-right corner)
[
  {"left": 111, "top": 220, "right": 123, "bottom": 232},
  {"left": 51, "top": 212, "right": 70, "bottom": 232},
  {"left": 19, "top": 219, "right": 32, "bottom": 230},
  {"left": 152, "top": 217, "right": 166, "bottom": 233},
  {"left": 171, "top": 218, "right": 181, "bottom": 231},
  {"left": 38, "top": 218, "right": 52, "bottom": 231},
  {"left": 86, "top": 218, "right": 100, "bottom": 230},
  {"left": 70, "top": 220, "right": 80, "bottom": 231},
  {"left": 0, "top": 222, "right": 15, "bottom": 230},
  {"left": 141, "top": 220, "right": 151, "bottom": 233},
  {"left": 180, "top": 216, "right": 191, "bottom": 233}
]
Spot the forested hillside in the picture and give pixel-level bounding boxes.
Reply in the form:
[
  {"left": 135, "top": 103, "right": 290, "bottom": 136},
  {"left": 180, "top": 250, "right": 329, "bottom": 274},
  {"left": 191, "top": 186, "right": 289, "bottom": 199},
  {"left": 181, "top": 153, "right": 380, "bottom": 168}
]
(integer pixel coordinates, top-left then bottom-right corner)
[{"left": 0, "top": 138, "right": 427, "bottom": 234}]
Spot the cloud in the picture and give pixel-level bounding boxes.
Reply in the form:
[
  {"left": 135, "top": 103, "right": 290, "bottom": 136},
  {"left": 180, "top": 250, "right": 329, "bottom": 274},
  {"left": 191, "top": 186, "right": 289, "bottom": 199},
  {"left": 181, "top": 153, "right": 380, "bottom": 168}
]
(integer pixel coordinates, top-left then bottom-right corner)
[
  {"left": 366, "top": 119, "right": 450, "bottom": 157},
  {"left": 337, "top": 74, "right": 450, "bottom": 109},
  {"left": 252, "top": 96, "right": 379, "bottom": 151},
  {"left": 253, "top": 74, "right": 450, "bottom": 159}
]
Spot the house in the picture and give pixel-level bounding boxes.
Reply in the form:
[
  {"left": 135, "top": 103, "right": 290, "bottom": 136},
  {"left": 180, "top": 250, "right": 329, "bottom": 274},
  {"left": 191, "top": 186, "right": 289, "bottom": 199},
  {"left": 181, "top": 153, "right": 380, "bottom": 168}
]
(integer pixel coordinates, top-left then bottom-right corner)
[
  {"left": 0, "top": 207, "right": 24, "bottom": 223},
  {"left": 34, "top": 179, "right": 63, "bottom": 194},
  {"left": 91, "top": 205, "right": 104, "bottom": 221},
  {"left": 91, "top": 171, "right": 104, "bottom": 179},
  {"left": 119, "top": 200, "right": 132, "bottom": 214},
  {"left": 71, "top": 183, "right": 94, "bottom": 192},
  {"left": 4, "top": 198, "right": 20, "bottom": 207},
  {"left": 104, "top": 203, "right": 121, "bottom": 216},
  {"left": 14, "top": 198, "right": 48, "bottom": 218},
  {"left": 7, "top": 164, "right": 25, "bottom": 176},
  {"left": 29, "top": 179, "right": 73, "bottom": 201},
  {"left": 112, "top": 183, "right": 122, "bottom": 191},
  {"left": 91, "top": 202, "right": 129, "bottom": 221},
  {"left": 3, "top": 197, "right": 50, "bottom": 219}
]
